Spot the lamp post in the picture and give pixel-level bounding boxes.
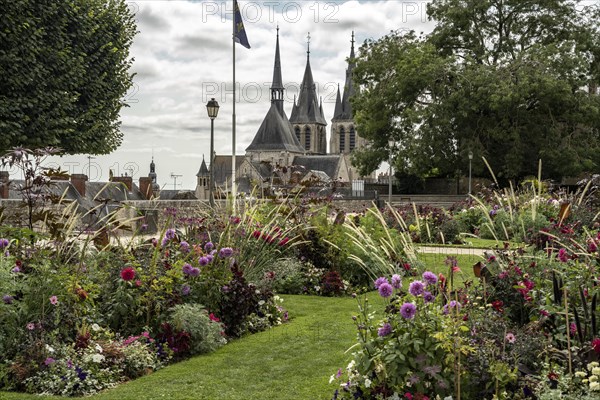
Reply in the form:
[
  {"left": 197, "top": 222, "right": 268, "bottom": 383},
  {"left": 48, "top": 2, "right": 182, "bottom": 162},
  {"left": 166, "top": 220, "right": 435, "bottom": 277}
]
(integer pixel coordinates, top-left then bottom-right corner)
[
  {"left": 468, "top": 150, "right": 473, "bottom": 195},
  {"left": 206, "top": 98, "right": 220, "bottom": 207},
  {"left": 388, "top": 140, "right": 394, "bottom": 205}
]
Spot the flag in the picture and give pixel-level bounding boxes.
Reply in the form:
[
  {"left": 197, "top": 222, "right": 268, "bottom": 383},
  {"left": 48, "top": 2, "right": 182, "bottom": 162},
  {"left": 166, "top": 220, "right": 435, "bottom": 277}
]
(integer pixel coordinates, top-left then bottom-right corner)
[{"left": 234, "top": 0, "right": 251, "bottom": 49}]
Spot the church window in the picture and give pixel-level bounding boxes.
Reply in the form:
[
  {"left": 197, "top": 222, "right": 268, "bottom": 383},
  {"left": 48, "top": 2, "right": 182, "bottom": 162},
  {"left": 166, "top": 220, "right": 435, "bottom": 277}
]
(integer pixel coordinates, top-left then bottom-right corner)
[
  {"left": 295, "top": 126, "right": 301, "bottom": 142},
  {"left": 349, "top": 125, "right": 356, "bottom": 151},
  {"left": 305, "top": 126, "right": 311, "bottom": 150},
  {"left": 339, "top": 126, "right": 346, "bottom": 152}
]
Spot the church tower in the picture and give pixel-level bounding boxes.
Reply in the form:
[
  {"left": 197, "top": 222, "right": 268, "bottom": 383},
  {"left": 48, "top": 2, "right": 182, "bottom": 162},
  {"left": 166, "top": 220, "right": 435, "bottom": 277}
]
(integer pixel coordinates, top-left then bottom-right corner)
[
  {"left": 330, "top": 32, "right": 367, "bottom": 155},
  {"left": 195, "top": 156, "right": 210, "bottom": 200},
  {"left": 289, "top": 33, "right": 327, "bottom": 155},
  {"left": 245, "top": 28, "right": 304, "bottom": 161}
]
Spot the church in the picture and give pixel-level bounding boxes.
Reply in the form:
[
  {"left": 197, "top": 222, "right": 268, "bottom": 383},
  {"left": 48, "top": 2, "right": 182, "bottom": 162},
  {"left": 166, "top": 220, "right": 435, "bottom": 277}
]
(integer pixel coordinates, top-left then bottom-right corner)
[{"left": 195, "top": 29, "right": 369, "bottom": 200}]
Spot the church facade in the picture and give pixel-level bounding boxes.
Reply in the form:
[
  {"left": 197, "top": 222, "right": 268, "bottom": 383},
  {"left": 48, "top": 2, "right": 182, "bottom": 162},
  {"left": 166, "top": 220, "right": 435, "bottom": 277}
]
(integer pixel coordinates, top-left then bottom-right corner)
[{"left": 198, "top": 29, "right": 369, "bottom": 197}]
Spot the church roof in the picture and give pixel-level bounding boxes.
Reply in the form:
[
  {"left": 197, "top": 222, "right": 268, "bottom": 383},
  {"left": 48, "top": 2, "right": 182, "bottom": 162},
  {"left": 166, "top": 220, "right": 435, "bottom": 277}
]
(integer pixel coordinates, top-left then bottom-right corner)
[
  {"left": 196, "top": 157, "right": 209, "bottom": 176},
  {"left": 292, "top": 155, "right": 342, "bottom": 180},
  {"left": 289, "top": 51, "right": 327, "bottom": 125},
  {"left": 333, "top": 32, "right": 356, "bottom": 121},
  {"left": 245, "top": 103, "right": 305, "bottom": 153}
]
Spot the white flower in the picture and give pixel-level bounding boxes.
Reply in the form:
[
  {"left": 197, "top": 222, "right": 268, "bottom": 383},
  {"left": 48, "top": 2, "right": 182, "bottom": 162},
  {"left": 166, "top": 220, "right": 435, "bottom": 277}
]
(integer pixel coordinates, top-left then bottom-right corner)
[
  {"left": 575, "top": 371, "right": 587, "bottom": 378},
  {"left": 91, "top": 354, "right": 105, "bottom": 363},
  {"left": 591, "top": 375, "right": 599, "bottom": 382},
  {"left": 329, "top": 375, "right": 335, "bottom": 384},
  {"left": 258, "top": 300, "right": 265, "bottom": 306},
  {"left": 364, "top": 378, "right": 372, "bottom": 388},
  {"left": 590, "top": 381, "right": 600, "bottom": 391},
  {"left": 95, "top": 343, "right": 103, "bottom": 353},
  {"left": 593, "top": 367, "right": 600, "bottom": 376},
  {"left": 347, "top": 360, "right": 356, "bottom": 370},
  {"left": 91, "top": 323, "right": 101, "bottom": 332},
  {"left": 45, "top": 344, "right": 55, "bottom": 353}
]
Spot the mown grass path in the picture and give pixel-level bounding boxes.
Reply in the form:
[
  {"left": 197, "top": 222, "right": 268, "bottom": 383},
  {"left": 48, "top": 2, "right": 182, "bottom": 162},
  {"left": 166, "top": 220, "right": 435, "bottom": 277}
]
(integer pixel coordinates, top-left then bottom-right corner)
[{"left": 1, "top": 295, "right": 362, "bottom": 400}]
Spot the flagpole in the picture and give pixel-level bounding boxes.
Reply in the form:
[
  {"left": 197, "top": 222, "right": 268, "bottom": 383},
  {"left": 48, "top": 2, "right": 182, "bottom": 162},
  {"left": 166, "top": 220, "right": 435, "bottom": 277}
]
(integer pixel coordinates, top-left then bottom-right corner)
[{"left": 231, "top": 0, "right": 237, "bottom": 211}]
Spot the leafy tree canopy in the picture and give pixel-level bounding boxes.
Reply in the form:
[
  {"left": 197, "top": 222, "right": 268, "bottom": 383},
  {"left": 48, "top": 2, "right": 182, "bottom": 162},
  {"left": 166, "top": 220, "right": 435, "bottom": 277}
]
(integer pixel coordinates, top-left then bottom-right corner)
[
  {"left": 351, "top": 0, "right": 600, "bottom": 181},
  {"left": 0, "top": 0, "right": 137, "bottom": 155}
]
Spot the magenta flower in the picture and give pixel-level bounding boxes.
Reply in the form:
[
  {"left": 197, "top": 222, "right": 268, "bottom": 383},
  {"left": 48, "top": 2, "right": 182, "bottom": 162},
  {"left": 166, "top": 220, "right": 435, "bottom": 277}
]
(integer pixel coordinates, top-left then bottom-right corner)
[
  {"left": 558, "top": 248, "right": 569, "bottom": 262},
  {"left": 408, "top": 280, "right": 425, "bottom": 296},
  {"left": 26, "top": 322, "right": 35, "bottom": 330},
  {"left": 378, "top": 282, "right": 394, "bottom": 298},
  {"left": 374, "top": 277, "right": 389, "bottom": 289},
  {"left": 120, "top": 267, "right": 136, "bottom": 281},
  {"left": 391, "top": 274, "right": 402, "bottom": 289},
  {"left": 400, "top": 303, "right": 417, "bottom": 319},
  {"left": 422, "top": 271, "right": 438, "bottom": 286},
  {"left": 378, "top": 323, "right": 393, "bottom": 337},
  {"left": 44, "top": 357, "right": 55, "bottom": 366},
  {"left": 49, "top": 295, "right": 58, "bottom": 306}
]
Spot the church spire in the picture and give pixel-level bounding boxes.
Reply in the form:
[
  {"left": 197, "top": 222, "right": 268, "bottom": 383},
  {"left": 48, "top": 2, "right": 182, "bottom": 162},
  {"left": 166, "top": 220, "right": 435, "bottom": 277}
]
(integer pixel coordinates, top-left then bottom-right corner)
[
  {"left": 270, "top": 26, "right": 285, "bottom": 113},
  {"left": 337, "top": 31, "right": 357, "bottom": 121}
]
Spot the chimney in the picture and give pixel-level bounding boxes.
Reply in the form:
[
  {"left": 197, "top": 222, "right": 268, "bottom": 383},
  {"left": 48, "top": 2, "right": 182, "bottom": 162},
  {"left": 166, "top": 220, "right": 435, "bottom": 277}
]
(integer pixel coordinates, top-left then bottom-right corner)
[
  {"left": 0, "top": 171, "right": 9, "bottom": 199},
  {"left": 110, "top": 176, "right": 133, "bottom": 191},
  {"left": 139, "top": 177, "right": 153, "bottom": 199},
  {"left": 70, "top": 174, "right": 88, "bottom": 197}
]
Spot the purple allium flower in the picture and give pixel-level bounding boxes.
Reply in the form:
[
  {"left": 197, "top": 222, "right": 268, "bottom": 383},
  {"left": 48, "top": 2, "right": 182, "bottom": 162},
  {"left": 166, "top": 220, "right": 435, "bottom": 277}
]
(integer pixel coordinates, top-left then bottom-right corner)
[
  {"left": 3, "top": 294, "right": 14, "bottom": 304},
  {"left": 204, "top": 242, "right": 214, "bottom": 252},
  {"left": 0, "top": 238, "right": 8, "bottom": 248},
  {"left": 423, "top": 291, "right": 435, "bottom": 303},
  {"left": 374, "top": 277, "right": 389, "bottom": 289},
  {"left": 422, "top": 271, "right": 438, "bottom": 286},
  {"left": 377, "top": 323, "right": 393, "bottom": 337},
  {"left": 44, "top": 357, "right": 55, "bottom": 366},
  {"left": 378, "top": 282, "right": 394, "bottom": 298},
  {"left": 198, "top": 256, "right": 209, "bottom": 266},
  {"left": 49, "top": 295, "right": 58, "bottom": 306},
  {"left": 67, "top": 359, "right": 73, "bottom": 369},
  {"left": 219, "top": 247, "right": 234, "bottom": 258},
  {"left": 443, "top": 300, "right": 462, "bottom": 315},
  {"left": 182, "top": 263, "right": 194, "bottom": 276},
  {"left": 400, "top": 302, "right": 417, "bottom": 319},
  {"left": 408, "top": 280, "right": 425, "bottom": 296},
  {"left": 391, "top": 274, "right": 402, "bottom": 289},
  {"left": 26, "top": 322, "right": 35, "bottom": 331},
  {"left": 181, "top": 284, "right": 191, "bottom": 296},
  {"left": 189, "top": 267, "right": 200, "bottom": 277},
  {"left": 206, "top": 254, "right": 214, "bottom": 263},
  {"left": 165, "top": 228, "right": 176, "bottom": 240},
  {"left": 179, "top": 241, "right": 190, "bottom": 253},
  {"left": 11, "top": 266, "right": 20, "bottom": 273}
]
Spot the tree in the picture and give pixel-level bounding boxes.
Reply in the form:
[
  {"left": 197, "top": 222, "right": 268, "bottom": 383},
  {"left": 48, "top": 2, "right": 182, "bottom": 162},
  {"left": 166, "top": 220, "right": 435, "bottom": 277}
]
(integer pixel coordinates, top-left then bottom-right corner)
[
  {"left": 0, "top": 0, "right": 137, "bottom": 155},
  {"left": 351, "top": 0, "right": 600, "bottom": 181}
]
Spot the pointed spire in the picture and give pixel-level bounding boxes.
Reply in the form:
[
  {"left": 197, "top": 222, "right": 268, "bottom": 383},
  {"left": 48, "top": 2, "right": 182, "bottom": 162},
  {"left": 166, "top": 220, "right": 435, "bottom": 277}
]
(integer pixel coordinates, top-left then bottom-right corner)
[
  {"left": 350, "top": 30, "right": 355, "bottom": 59},
  {"left": 271, "top": 26, "right": 283, "bottom": 90},
  {"left": 306, "top": 32, "right": 311, "bottom": 58},
  {"left": 333, "top": 84, "right": 343, "bottom": 119},
  {"left": 196, "top": 155, "right": 209, "bottom": 176},
  {"left": 336, "top": 31, "right": 357, "bottom": 121}
]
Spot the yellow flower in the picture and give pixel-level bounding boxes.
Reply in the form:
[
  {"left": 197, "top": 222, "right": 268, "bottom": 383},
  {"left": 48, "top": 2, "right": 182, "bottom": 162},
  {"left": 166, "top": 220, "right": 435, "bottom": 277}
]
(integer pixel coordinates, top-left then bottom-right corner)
[
  {"left": 591, "top": 375, "right": 599, "bottom": 382},
  {"left": 575, "top": 371, "right": 587, "bottom": 378},
  {"left": 593, "top": 367, "right": 600, "bottom": 376},
  {"left": 590, "top": 381, "right": 600, "bottom": 391}
]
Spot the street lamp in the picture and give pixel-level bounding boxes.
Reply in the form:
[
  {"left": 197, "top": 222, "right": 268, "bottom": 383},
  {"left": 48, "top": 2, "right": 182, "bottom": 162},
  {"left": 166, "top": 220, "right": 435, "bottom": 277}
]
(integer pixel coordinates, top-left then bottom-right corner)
[
  {"left": 206, "top": 98, "right": 220, "bottom": 206},
  {"left": 468, "top": 150, "right": 473, "bottom": 195},
  {"left": 388, "top": 140, "right": 394, "bottom": 205}
]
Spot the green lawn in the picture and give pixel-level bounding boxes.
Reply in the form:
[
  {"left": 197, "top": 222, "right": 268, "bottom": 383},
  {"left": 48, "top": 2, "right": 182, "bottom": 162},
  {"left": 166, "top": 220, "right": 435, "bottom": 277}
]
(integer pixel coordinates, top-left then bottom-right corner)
[{"left": 1, "top": 295, "right": 367, "bottom": 400}]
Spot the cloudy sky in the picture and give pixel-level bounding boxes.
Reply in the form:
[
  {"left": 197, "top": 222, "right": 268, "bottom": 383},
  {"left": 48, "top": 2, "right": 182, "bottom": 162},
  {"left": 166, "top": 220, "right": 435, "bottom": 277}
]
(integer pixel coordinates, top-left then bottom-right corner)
[{"left": 50, "top": 1, "right": 436, "bottom": 189}]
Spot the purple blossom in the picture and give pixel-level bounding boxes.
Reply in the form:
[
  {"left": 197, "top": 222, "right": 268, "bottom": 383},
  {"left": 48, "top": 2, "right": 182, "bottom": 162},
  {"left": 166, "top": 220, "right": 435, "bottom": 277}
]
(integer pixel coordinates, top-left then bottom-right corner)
[
  {"left": 179, "top": 241, "right": 190, "bottom": 253},
  {"left": 391, "top": 274, "right": 402, "bottom": 289},
  {"left": 558, "top": 248, "right": 569, "bottom": 263},
  {"left": 204, "top": 242, "right": 214, "bottom": 252},
  {"left": 374, "top": 277, "right": 389, "bottom": 289},
  {"left": 165, "top": 228, "right": 176, "bottom": 239},
  {"left": 219, "top": 247, "right": 234, "bottom": 258},
  {"left": 377, "top": 323, "right": 392, "bottom": 337},
  {"left": 0, "top": 238, "right": 8, "bottom": 248},
  {"left": 3, "top": 294, "right": 14, "bottom": 304},
  {"left": 422, "top": 271, "right": 438, "bottom": 286},
  {"left": 378, "top": 282, "right": 393, "bottom": 298},
  {"left": 408, "top": 280, "right": 425, "bottom": 296},
  {"left": 49, "top": 295, "right": 58, "bottom": 306},
  {"left": 44, "top": 357, "right": 55, "bottom": 366},
  {"left": 423, "top": 291, "right": 435, "bottom": 303},
  {"left": 443, "top": 300, "right": 462, "bottom": 315},
  {"left": 181, "top": 284, "right": 191, "bottom": 296},
  {"left": 189, "top": 267, "right": 200, "bottom": 277},
  {"left": 400, "top": 302, "right": 417, "bottom": 319},
  {"left": 206, "top": 254, "right": 214, "bottom": 263},
  {"left": 198, "top": 256, "right": 209, "bottom": 266},
  {"left": 182, "top": 263, "right": 194, "bottom": 275},
  {"left": 423, "top": 365, "right": 442, "bottom": 377}
]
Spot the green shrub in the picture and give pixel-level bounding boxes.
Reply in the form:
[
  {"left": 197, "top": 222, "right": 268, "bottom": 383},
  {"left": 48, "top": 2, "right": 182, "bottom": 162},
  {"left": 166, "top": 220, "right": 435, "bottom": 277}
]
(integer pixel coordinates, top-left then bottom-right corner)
[{"left": 167, "top": 304, "right": 226, "bottom": 355}]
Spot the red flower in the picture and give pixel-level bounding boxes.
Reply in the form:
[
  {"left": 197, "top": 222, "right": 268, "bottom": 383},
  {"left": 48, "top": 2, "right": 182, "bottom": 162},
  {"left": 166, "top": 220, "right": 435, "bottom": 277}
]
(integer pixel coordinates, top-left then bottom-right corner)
[
  {"left": 252, "top": 230, "right": 261, "bottom": 239},
  {"left": 492, "top": 300, "right": 504, "bottom": 313},
  {"left": 404, "top": 393, "right": 413, "bottom": 400},
  {"left": 76, "top": 287, "right": 88, "bottom": 300},
  {"left": 209, "top": 313, "right": 220, "bottom": 322},
  {"left": 547, "top": 371, "right": 559, "bottom": 381},
  {"left": 120, "top": 267, "right": 136, "bottom": 281},
  {"left": 593, "top": 338, "right": 600, "bottom": 354},
  {"left": 278, "top": 237, "right": 290, "bottom": 246},
  {"left": 135, "top": 280, "right": 142, "bottom": 287}
]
